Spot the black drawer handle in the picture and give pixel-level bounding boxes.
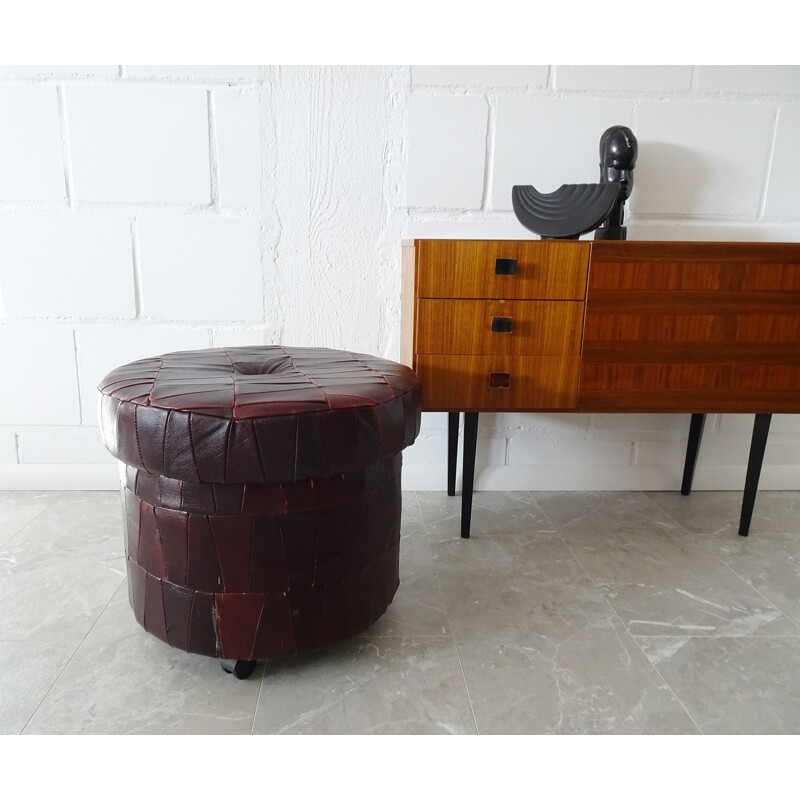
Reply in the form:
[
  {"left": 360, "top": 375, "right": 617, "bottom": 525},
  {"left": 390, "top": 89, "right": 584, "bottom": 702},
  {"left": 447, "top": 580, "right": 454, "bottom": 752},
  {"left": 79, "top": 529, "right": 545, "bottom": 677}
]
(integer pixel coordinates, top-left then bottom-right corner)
[
  {"left": 495, "top": 258, "right": 517, "bottom": 275},
  {"left": 489, "top": 372, "right": 511, "bottom": 389},
  {"left": 491, "top": 316, "right": 513, "bottom": 334}
]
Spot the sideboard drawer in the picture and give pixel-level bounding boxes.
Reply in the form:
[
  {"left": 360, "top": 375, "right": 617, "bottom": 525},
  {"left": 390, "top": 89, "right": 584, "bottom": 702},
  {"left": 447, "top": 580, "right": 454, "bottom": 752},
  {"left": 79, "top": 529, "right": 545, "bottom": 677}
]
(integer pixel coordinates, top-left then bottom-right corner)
[
  {"left": 416, "top": 239, "right": 589, "bottom": 299},
  {"left": 415, "top": 355, "right": 580, "bottom": 411},
  {"left": 417, "top": 299, "right": 584, "bottom": 356}
]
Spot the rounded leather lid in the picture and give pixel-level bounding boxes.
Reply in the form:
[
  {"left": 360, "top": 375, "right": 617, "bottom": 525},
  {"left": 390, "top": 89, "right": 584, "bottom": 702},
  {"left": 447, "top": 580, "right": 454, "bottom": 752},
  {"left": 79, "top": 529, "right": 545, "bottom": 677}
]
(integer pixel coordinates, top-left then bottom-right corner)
[{"left": 98, "top": 346, "right": 421, "bottom": 484}]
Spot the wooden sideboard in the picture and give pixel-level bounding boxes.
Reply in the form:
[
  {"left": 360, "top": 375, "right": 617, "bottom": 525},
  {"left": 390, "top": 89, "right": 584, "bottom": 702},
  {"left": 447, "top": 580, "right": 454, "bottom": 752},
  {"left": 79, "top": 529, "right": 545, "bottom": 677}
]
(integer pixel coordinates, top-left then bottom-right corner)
[{"left": 401, "top": 238, "right": 800, "bottom": 538}]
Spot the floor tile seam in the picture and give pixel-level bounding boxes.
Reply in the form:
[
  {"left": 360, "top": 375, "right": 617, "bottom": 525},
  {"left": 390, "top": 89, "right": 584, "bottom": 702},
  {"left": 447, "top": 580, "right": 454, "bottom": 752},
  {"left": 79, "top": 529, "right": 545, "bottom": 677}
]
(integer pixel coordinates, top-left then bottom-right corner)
[
  {"left": 423, "top": 531, "right": 559, "bottom": 547},
  {"left": 622, "top": 639, "right": 705, "bottom": 736},
  {"left": 451, "top": 640, "right": 480, "bottom": 735},
  {"left": 0, "top": 552, "right": 127, "bottom": 582},
  {"left": 635, "top": 490, "right": 700, "bottom": 537},
  {"left": 18, "top": 572, "right": 127, "bottom": 735},
  {"left": 418, "top": 537, "right": 460, "bottom": 644},
  {"left": 692, "top": 537, "right": 800, "bottom": 636},
  {"left": 0, "top": 501, "right": 60, "bottom": 551},
  {"left": 631, "top": 632, "right": 800, "bottom": 639},
  {"left": 554, "top": 494, "right": 792, "bottom": 630},
  {"left": 409, "top": 491, "right": 424, "bottom": 527},
  {"left": 249, "top": 662, "right": 269, "bottom": 735},
  {"left": 555, "top": 529, "right": 705, "bottom": 734},
  {"left": 636, "top": 491, "right": 800, "bottom": 539},
  {"left": 366, "top": 633, "right": 455, "bottom": 640},
  {"left": 528, "top": 491, "right": 558, "bottom": 533},
  {"left": 524, "top": 526, "right": 793, "bottom": 642},
  {"left": 419, "top": 498, "right": 478, "bottom": 733},
  {"left": 529, "top": 492, "right": 600, "bottom": 532},
  {"left": 415, "top": 493, "right": 460, "bottom": 642}
]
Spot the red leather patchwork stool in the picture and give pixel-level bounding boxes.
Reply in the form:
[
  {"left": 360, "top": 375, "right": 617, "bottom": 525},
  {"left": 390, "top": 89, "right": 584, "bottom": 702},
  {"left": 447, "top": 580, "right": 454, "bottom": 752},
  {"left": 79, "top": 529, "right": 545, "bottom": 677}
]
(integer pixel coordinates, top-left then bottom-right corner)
[{"left": 98, "top": 346, "right": 421, "bottom": 679}]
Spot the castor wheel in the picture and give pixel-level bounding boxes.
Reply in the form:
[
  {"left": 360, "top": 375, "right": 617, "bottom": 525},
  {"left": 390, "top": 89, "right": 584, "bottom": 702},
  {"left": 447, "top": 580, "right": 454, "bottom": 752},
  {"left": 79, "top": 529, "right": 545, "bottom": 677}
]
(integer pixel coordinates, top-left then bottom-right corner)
[{"left": 220, "top": 659, "right": 258, "bottom": 679}]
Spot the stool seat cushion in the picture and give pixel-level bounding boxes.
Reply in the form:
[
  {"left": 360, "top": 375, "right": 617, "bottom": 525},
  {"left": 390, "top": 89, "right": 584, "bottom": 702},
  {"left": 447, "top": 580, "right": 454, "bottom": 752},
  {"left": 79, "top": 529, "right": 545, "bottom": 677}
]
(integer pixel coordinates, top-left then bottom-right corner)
[{"left": 99, "top": 346, "right": 421, "bottom": 484}]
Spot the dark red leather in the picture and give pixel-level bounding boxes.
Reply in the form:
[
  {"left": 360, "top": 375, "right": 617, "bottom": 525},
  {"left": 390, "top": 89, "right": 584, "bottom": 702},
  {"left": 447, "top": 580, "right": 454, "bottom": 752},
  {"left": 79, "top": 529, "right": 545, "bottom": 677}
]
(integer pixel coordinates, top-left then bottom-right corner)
[
  {"left": 98, "top": 346, "right": 421, "bottom": 661},
  {"left": 99, "top": 346, "right": 420, "bottom": 483}
]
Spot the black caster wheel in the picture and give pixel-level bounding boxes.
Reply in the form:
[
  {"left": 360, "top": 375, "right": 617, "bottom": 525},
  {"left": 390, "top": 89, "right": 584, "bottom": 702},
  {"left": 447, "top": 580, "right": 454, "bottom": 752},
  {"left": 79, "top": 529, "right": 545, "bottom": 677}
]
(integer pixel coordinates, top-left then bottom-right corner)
[{"left": 220, "top": 659, "right": 258, "bottom": 679}]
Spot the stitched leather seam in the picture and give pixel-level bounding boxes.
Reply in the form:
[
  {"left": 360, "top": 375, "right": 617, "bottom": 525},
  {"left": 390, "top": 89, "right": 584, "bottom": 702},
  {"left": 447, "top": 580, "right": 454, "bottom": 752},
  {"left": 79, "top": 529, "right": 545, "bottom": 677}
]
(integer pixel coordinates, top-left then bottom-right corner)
[
  {"left": 152, "top": 505, "right": 168, "bottom": 581},
  {"left": 136, "top": 497, "right": 144, "bottom": 563},
  {"left": 311, "top": 514, "right": 320, "bottom": 587},
  {"left": 186, "top": 414, "right": 201, "bottom": 481},
  {"left": 283, "top": 345, "right": 332, "bottom": 409},
  {"left": 133, "top": 405, "right": 147, "bottom": 472},
  {"left": 205, "top": 515, "right": 226, "bottom": 592},
  {"left": 250, "top": 421, "right": 267, "bottom": 485},
  {"left": 186, "top": 589, "right": 195, "bottom": 652},
  {"left": 157, "top": 576, "right": 169, "bottom": 640},
  {"left": 351, "top": 353, "right": 396, "bottom": 398},
  {"left": 183, "top": 510, "right": 190, "bottom": 587},
  {"left": 276, "top": 515, "right": 291, "bottom": 591},
  {"left": 161, "top": 409, "right": 170, "bottom": 479},
  {"left": 247, "top": 514, "right": 255, "bottom": 592},
  {"left": 249, "top": 596, "right": 266, "bottom": 661},
  {"left": 292, "top": 414, "right": 300, "bottom": 483}
]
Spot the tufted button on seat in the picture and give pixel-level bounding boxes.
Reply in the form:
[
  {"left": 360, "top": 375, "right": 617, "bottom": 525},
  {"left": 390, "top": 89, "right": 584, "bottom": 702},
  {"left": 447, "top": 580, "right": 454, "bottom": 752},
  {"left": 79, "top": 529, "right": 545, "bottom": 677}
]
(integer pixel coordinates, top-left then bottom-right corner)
[{"left": 99, "top": 346, "right": 421, "bottom": 672}]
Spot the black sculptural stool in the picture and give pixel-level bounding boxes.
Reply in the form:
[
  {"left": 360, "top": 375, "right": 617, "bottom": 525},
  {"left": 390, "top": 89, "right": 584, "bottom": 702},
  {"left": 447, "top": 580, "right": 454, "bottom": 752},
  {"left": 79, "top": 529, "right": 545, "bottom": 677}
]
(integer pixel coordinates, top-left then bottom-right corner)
[{"left": 512, "top": 125, "right": 638, "bottom": 240}]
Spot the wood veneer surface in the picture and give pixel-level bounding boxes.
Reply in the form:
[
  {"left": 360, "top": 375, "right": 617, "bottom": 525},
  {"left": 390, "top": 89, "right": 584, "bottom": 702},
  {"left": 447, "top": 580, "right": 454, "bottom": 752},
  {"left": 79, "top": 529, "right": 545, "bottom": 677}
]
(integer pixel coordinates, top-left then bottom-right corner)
[
  {"left": 416, "top": 354, "right": 580, "bottom": 411},
  {"left": 416, "top": 239, "right": 589, "bottom": 300},
  {"left": 579, "top": 241, "right": 800, "bottom": 412},
  {"left": 407, "top": 239, "right": 800, "bottom": 414},
  {"left": 416, "top": 299, "right": 584, "bottom": 356}
]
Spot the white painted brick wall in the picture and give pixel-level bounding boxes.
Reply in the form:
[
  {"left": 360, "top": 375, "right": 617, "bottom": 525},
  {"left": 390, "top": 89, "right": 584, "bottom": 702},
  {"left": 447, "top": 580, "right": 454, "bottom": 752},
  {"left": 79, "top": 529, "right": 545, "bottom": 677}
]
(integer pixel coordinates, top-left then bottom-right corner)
[
  {"left": 634, "top": 101, "right": 775, "bottom": 217},
  {"left": 0, "top": 430, "right": 16, "bottom": 464},
  {"left": 554, "top": 66, "right": 693, "bottom": 93},
  {"left": 492, "top": 97, "right": 636, "bottom": 207},
  {"left": 75, "top": 325, "right": 211, "bottom": 422},
  {"left": 67, "top": 85, "right": 211, "bottom": 204},
  {"left": 634, "top": 440, "right": 686, "bottom": 467},
  {"left": 272, "top": 66, "right": 403, "bottom": 355},
  {"left": 1, "top": 65, "right": 800, "bottom": 492},
  {"left": 695, "top": 66, "right": 800, "bottom": 95},
  {"left": 0, "top": 66, "right": 119, "bottom": 78},
  {"left": 17, "top": 427, "right": 113, "bottom": 464},
  {"left": 0, "top": 213, "right": 134, "bottom": 318},
  {"left": 0, "top": 85, "right": 65, "bottom": 201},
  {"left": 412, "top": 66, "right": 548, "bottom": 89},
  {"left": 0, "top": 325, "right": 80, "bottom": 425},
  {"left": 764, "top": 104, "right": 800, "bottom": 218},
  {"left": 508, "top": 435, "right": 634, "bottom": 467},
  {"left": 408, "top": 95, "right": 487, "bottom": 208},
  {"left": 137, "top": 216, "right": 263, "bottom": 321},
  {"left": 210, "top": 326, "right": 269, "bottom": 348},
  {"left": 720, "top": 414, "right": 800, "bottom": 435},
  {"left": 123, "top": 66, "right": 260, "bottom": 81},
  {"left": 214, "top": 89, "right": 262, "bottom": 208}
]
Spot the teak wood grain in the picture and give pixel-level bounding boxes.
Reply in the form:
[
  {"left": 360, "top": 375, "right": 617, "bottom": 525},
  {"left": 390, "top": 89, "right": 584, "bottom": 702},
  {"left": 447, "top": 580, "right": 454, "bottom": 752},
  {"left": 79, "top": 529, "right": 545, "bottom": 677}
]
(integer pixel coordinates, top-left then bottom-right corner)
[
  {"left": 416, "top": 299, "right": 584, "bottom": 356},
  {"left": 405, "top": 239, "right": 800, "bottom": 415},
  {"left": 580, "top": 241, "right": 800, "bottom": 412},
  {"left": 415, "top": 239, "right": 589, "bottom": 300},
  {"left": 415, "top": 355, "right": 580, "bottom": 411}
]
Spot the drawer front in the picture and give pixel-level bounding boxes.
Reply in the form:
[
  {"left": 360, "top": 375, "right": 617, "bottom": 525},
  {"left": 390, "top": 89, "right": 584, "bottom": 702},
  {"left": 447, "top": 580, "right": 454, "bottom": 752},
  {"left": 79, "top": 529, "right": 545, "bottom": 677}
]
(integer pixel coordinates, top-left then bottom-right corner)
[
  {"left": 416, "top": 355, "right": 579, "bottom": 411},
  {"left": 579, "top": 242, "right": 800, "bottom": 412},
  {"left": 417, "top": 299, "right": 584, "bottom": 356},
  {"left": 416, "top": 239, "right": 590, "bottom": 299}
]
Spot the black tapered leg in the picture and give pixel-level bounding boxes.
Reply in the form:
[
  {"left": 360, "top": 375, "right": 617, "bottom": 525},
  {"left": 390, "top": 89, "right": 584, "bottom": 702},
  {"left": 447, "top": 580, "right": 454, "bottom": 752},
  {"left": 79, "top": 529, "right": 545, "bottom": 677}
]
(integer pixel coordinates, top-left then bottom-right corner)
[
  {"left": 681, "top": 413, "right": 706, "bottom": 495},
  {"left": 461, "top": 412, "right": 479, "bottom": 539},
  {"left": 739, "top": 413, "right": 772, "bottom": 537},
  {"left": 447, "top": 412, "right": 460, "bottom": 497}
]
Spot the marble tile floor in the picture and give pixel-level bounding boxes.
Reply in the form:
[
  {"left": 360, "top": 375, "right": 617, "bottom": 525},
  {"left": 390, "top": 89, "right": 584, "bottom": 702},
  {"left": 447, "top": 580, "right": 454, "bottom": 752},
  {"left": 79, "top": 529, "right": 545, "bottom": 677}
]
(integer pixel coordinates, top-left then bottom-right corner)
[{"left": 2, "top": 487, "right": 800, "bottom": 735}]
